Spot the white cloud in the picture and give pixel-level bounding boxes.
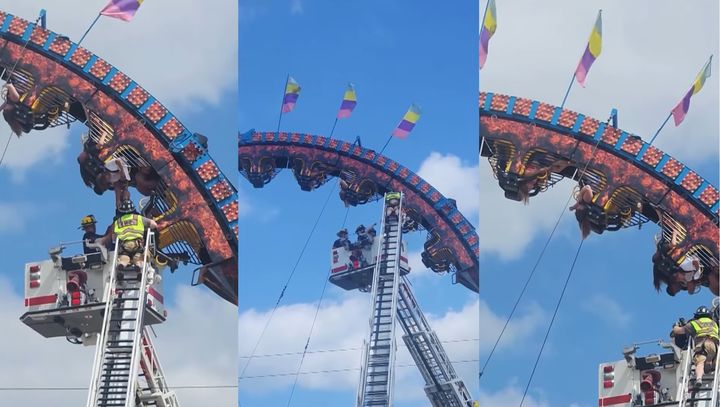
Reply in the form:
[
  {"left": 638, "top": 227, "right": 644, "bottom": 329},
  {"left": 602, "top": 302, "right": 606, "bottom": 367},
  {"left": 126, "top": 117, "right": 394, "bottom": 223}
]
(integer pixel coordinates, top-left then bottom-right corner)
[
  {"left": 478, "top": 384, "right": 591, "bottom": 407},
  {"left": 478, "top": 385, "right": 550, "bottom": 407},
  {"left": 239, "top": 295, "right": 544, "bottom": 402},
  {"left": 1, "top": 0, "right": 237, "bottom": 111},
  {"left": 581, "top": 294, "right": 632, "bottom": 328},
  {"left": 0, "top": 126, "right": 70, "bottom": 180},
  {"left": 406, "top": 250, "right": 431, "bottom": 278},
  {"left": 475, "top": 299, "right": 545, "bottom": 353},
  {"left": 478, "top": 160, "right": 576, "bottom": 260},
  {"left": 238, "top": 295, "right": 368, "bottom": 394},
  {"left": 0, "top": 277, "right": 90, "bottom": 406},
  {"left": 0, "top": 277, "right": 236, "bottom": 407},
  {"left": 417, "top": 152, "right": 479, "bottom": 217},
  {"left": 153, "top": 285, "right": 238, "bottom": 406}
]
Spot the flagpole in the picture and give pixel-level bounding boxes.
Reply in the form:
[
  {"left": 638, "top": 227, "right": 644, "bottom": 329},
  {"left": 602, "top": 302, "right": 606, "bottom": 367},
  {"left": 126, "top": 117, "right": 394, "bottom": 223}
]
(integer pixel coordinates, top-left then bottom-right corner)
[
  {"left": 276, "top": 74, "right": 289, "bottom": 134},
  {"left": 329, "top": 118, "right": 339, "bottom": 138},
  {"left": 378, "top": 135, "right": 392, "bottom": 155},
  {"left": 648, "top": 112, "right": 672, "bottom": 145},
  {"left": 77, "top": 13, "right": 101, "bottom": 47},
  {"left": 560, "top": 73, "right": 576, "bottom": 109}
]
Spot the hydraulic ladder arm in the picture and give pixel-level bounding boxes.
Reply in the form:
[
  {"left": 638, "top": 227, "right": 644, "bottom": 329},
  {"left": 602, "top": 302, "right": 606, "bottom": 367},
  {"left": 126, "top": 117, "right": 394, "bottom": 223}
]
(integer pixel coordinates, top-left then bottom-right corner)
[
  {"left": 396, "top": 276, "right": 474, "bottom": 407},
  {"left": 87, "top": 231, "right": 166, "bottom": 407},
  {"left": 357, "top": 192, "right": 404, "bottom": 407}
]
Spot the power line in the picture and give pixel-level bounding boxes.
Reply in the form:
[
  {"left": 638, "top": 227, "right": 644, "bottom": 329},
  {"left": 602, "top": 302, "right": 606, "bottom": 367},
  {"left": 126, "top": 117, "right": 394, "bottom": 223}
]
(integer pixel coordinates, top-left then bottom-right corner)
[
  {"left": 0, "top": 384, "right": 238, "bottom": 391},
  {"left": 239, "top": 337, "right": 481, "bottom": 359},
  {"left": 520, "top": 239, "right": 584, "bottom": 407},
  {"left": 239, "top": 181, "right": 338, "bottom": 379},
  {"left": 479, "top": 132, "right": 604, "bottom": 381},
  {"left": 239, "top": 358, "right": 480, "bottom": 380},
  {"left": 0, "top": 134, "right": 11, "bottom": 167}
]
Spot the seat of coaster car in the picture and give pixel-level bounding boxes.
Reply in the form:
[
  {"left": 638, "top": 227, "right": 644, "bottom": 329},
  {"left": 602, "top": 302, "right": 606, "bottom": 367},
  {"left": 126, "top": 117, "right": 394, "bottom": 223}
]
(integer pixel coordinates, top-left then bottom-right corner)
[{"left": 61, "top": 252, "right": 104, "bottom": 271}]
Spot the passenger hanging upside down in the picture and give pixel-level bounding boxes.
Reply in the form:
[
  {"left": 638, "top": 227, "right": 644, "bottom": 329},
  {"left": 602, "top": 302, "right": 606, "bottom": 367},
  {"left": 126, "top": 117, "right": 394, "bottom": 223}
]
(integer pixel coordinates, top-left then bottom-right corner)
[
  {"left": 1, "top": 81, "right": 69, "bottom": 135},
  {"left": 652, "top": 230, "right": 709, "bottom": 296},
  {"left": 517, "top": 167, "right": 549, "bottom": 204},
  {"left": 671, "top": 306, "right": 719, "bottom": 388},
  {"left": 78, "top": 142, "right": 162, "bottom": 204},
  {"left": 569, "top": 183, "right": 593, "bottom": 239},
  {"left": 100, "top": 199, "right": 157, "bottom": 272},
  {"left": 131, "top": 166, "right": 162, "bottom": 196},
  {"left": 678, "top": 254, "right": 704, "bottom": 294},
  {"left": 103, "top": 157, "right": 131, "bottom": 210},
  {"left": 1, "top": 82, "right": 23, "bottom": 136}
]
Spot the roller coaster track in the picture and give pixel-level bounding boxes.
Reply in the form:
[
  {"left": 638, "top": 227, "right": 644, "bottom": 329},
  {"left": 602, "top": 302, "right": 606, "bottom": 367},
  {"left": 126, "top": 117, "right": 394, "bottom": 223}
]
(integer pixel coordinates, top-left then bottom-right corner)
[{"left": 0, "top": 11, "right": 238, "bottom": 303}]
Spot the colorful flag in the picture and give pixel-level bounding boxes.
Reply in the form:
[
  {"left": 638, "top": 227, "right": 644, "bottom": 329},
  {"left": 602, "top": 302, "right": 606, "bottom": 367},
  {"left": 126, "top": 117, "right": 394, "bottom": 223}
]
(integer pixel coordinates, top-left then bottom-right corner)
[
  {"left": 337, "top": 84, "right": 357, "bottom": 119},
  {"left": 100, "top": 0, "right": 144, "bottom": 22},
  {"left": 479, "top": 0, "right": 497, "bottom": 70},
  {"left": 574, "top": 10, "right": 602, "bottom": 87},
  {"left": 392, "top": 104, "right": 421, "bottom": 138},
  {"left": 671, "top": 56, "right": 713, "bottom": 126},
  {"left": 281, "top": 77, "right": 301, "bottom": 113}
]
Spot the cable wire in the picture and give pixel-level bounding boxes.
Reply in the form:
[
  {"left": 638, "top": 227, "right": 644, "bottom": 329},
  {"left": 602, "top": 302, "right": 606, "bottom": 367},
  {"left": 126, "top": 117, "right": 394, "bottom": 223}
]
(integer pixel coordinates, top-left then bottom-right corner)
[
  {"left": 0, "top": 384, "right": 238, "bottom": 391},
  {"left": 239, "top": 337, "right": 480, "bottom": 359},
  {"left": 0, "top": 134, "right": 11, "bottom": 167},
  {"left": 0, "top": 15, "right": 43, "bottom": 168},
  {"left": 478, "top": 132, "right": 604, "bottom": 380},
  {"left": 286, "top": 205, "right": 350, "bottom": 406},
  {"left": 239, "top": 181, "right": 338, "bottom": 379},
  {"left": 286, "top": 272, "right": 332, "bottom": 406},
  {"left": 239, "top": 358, "right": 480, "bottom": 380},
  {"left": 519, "top": 239, "right": 585, "bottom": 407}
]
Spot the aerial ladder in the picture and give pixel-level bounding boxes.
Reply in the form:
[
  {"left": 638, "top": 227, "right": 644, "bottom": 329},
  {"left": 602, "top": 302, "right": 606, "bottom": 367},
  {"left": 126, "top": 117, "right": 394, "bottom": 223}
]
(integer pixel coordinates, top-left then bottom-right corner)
[
  {"left": 674, "top": 337, "right": 720, "bottom": 407},
  {"left": 330, "top": 191, "right": 474, "bottom": 407},
  {"left": 397, "top": 276, "right": 474, "bottom": 406},
  {"left": 356, "top": 192, "right": 404, "bottom": 407},
  {"left": 86, "top": 232, "right": 179, "bottom": 407}
]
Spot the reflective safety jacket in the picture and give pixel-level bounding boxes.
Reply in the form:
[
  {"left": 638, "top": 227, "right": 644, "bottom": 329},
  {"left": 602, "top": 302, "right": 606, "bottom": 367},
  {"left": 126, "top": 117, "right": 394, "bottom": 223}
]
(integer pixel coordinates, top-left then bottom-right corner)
[
  {"left": 114, "top": 214, "right": 145, "bottom": 242},
  {"left": 689, "top": 317, "right": 719, "bottom": 341}
]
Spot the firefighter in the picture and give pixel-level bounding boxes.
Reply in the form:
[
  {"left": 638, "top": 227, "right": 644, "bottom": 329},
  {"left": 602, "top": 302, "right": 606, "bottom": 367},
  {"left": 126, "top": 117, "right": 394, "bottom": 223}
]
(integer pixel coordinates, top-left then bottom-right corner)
[
  {"left": 333, "top": 228, "right": 350, "bottom": 250},
  {"left": 79, "top": 215, "right": 105, "bottom": 254},
  {"left": 385, "top": 192, "right": 401, "bottom": 221},
  {"left": 100, "top": 199, "right": 157, "bottom": 271},
  {"left": 366, "top": 225, "right": 377, "bottom": 247},
  {"left": 672, "top": 306, "right": 719, "bottom": 388},
  {"left": 350, "top": 225, "right": 369, "bottom": 268}
]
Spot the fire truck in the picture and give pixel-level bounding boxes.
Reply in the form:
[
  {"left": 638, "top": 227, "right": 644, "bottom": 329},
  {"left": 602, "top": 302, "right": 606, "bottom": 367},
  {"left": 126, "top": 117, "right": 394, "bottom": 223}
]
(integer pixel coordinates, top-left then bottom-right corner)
[{"left": 20, "top": 233, "right": 180, "bottom": 407}]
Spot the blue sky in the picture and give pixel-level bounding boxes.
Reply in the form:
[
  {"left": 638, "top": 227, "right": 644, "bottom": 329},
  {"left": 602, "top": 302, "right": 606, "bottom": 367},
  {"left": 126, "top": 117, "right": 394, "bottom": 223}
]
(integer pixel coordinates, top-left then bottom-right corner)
[
  {"left": 479, "top": 1, "right": 719, "bottom": 406},
  {"left": 0, "top": 1, "right": 237, "bottom": 406},
  {"left": 238, "top": 1, "right": 479, "bottom": 406}
]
